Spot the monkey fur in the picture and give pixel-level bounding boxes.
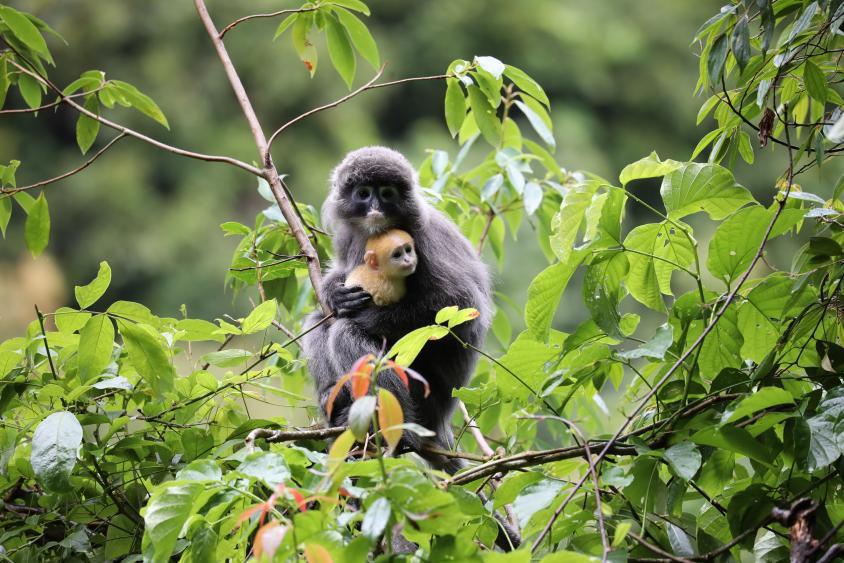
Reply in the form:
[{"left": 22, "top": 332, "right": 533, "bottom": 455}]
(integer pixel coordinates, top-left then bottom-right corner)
[{"left": 344, "top": 229, "right": 417, "bottom": 306}]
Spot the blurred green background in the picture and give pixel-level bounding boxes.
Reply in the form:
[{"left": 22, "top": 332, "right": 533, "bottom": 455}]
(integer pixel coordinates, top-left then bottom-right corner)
[{"left": 2, "top": 0, "right": 793, "bottom": 340}]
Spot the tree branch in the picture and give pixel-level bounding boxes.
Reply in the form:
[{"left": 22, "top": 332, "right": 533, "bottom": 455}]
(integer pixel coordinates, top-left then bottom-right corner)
[
  {"left": 7, "top": 59, "right": 263, "bottom": 177},
  {"left": 193, "top": 0, "right": 329, "bottom": 314},
  {"left": 218, "top": 7, "right": 318, "bottom": 39}
]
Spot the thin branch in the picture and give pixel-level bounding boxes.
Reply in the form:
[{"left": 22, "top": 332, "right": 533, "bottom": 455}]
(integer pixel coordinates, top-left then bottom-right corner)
[
  {"left": 7, "top": 59, "right": 263, "bottom": 176},
  {"left": 267, "top": 65, "right": 386, "bottom": 149},
  {"left": 0, "top": 89, "right": 94, "bottom": 114},
  {"left": 218, "top": 7, "right": 318, "bottom": 39},
  {"left": 1, "top": 133, "right": 127, "bottom": 198},
  {"left": 34, "top": 305, "right": 58, "bottom": 380}
]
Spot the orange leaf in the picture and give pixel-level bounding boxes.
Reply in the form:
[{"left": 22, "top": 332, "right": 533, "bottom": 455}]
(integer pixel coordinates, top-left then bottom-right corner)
[
  {"left": 385, "top": 360, "right": 409, "bottom": 390},
  {"left": 350, "top": 353, "right": 376, "bottom": 375},
  {"left": 304, "top": 543, "right": 334, "bottom": 563},
  {"left": 378, "top": 388, "right": 404, "bottom": 451},
  {"left": 287, "top": 487, "right": 308, "bottom": 511},
  {"left": 350, "top": 370, "right": 371, "bottom": 399},
  {"left": 253, "top": 520, "right": 287, "bottom": 560},
  {"left": 325, "top": 372, "right": 353, "bottom": 419}
]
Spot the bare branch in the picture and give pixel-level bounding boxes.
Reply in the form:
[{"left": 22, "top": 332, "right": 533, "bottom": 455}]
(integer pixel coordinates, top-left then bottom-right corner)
[
  {"left": 218, "top": 7, "right": 318, "bottom": 39},
  {"left": 267, "top": 65, "right": 386, "bottom": 149},
  {"left": 0, "top": 89, "right": 96, "bottom": 114},
  {"left": 7, "top": 59, "right": 264, "bottom": 177},
  {"left": 1, "top": 133, "right": 127, "bottom": 198},
  {"left": 193, "top": 0, "right": 330, "bottom": 314},
  {"left": 628, "top": 532, "right": 693, "bottom": 563}
]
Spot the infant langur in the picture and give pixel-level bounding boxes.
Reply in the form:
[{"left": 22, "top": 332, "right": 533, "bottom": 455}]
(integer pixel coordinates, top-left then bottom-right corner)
[{"left": 344, "top": 229, "right": 417, "bottom": 305}]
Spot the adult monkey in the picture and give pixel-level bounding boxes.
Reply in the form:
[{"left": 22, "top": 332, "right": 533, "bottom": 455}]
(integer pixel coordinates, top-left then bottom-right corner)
[{"left": 303, "top": 146, "right": 491, "bottom": 473}]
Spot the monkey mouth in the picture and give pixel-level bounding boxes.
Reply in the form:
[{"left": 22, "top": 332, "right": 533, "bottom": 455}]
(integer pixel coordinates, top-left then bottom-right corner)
[{"left": 360, "top": 213, "right": 392, "bottom": 234}]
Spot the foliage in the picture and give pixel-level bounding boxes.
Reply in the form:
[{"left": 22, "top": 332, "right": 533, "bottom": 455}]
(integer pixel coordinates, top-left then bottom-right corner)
[{"left": 1, "top": 1, "right": 843, "bottom": 561}]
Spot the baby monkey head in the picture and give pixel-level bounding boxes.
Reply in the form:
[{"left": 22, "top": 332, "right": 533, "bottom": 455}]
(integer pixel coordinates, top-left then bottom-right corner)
[{"left": 364, "top": 229, "right": 417, "bottom": 277}]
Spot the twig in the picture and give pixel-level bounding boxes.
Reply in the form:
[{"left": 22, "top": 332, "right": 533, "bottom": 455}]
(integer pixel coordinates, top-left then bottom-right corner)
[
  {"left": 1, "top": 134, "right": 127, "bottom": 198},
  {"left": 193, "top": 0, "right": 329, "bottom": 314},
  {"left": 628, "top": 532, "right": 693, "bottom": 563},
  {"left": 267, "top": 65, "right": 386, "bottom": 149},
  {"left": 34, "top": 305, "right": 58, "bottom": 380},
  {"left": 0, "top": 89, "right": 93, "bottom": 114},
  {"left": 218, "top": 7, "right": 318, "bottom": 39}
]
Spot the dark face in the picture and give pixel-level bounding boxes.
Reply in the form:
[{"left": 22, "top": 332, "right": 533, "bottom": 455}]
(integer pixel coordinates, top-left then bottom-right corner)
[
  {"left": 339, "top": 181, "right": 413, "bottom": 234},
  {"left": 330, "top": 147, "right": 420, "bottom": 235}
]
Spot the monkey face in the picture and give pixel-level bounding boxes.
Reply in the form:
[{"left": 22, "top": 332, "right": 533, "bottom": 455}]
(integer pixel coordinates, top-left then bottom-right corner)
[
  {"left": 330, "top": 147, "right": 418, "bottom": 234},
  {"left": 385, "top": 240, "right": 417, "bottom": 277}
]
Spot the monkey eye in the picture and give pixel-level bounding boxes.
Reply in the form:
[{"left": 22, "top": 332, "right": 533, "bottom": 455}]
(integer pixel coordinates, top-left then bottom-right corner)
[
  {"left": 404, "top": 244, "right": 413, "bottom": 253},
  {"left": 379, "top": 185, "right": 398, "bottom": 202},
  {"left": 355, "top": 186, "right": 373, "bottom": 200},
  {"left": 392, "top": 250, "right": 402, "bottom": 259}
]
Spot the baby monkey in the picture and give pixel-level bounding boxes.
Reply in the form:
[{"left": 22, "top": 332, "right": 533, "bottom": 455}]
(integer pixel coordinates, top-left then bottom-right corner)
[{"left": 344, "top": 229, "right": 417, "bottom": 306}]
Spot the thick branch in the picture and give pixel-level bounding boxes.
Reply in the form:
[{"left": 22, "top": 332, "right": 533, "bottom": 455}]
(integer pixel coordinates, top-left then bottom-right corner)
[{"left": 193, "top": 0, "right": 329, "bottom": 314}]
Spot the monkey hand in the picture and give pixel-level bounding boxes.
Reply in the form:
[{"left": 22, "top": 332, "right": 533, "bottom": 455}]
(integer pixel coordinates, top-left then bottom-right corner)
[{"left": 330, "top": 283, "right": 372, "bottom": 317}]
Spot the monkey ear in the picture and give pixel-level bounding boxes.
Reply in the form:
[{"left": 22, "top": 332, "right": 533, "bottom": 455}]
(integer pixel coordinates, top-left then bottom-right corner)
[{"left": 364, "top": 250, "right": 379, "bottom": 270}]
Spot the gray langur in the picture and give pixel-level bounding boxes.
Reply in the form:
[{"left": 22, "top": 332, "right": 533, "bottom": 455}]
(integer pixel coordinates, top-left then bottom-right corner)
[{"left": 302, "top": 146, "right": 492, "bottom": 473}]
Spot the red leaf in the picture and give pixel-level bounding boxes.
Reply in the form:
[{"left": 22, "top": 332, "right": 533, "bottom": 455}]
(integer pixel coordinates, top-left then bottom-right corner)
[
  {"left": 325, "top": 372, "right": 353, "bottom": 419},
  {"left": 385, "top": 360, "right": 409, "bottom": 389},
  {"left": 236, "top": 504, "right": 265, "bottom": 528}
]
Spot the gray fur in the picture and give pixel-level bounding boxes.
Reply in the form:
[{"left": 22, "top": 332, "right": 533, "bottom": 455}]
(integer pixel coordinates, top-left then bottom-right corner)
[{"left": 302, "top": 146, "right": 492, "bottom": 473}]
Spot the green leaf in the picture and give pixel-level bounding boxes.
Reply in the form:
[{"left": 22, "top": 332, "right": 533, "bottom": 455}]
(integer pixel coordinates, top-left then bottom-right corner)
[
  {"left": 513, "top": 479, "right": 564, "bottom": 528},
  {"left": 475, "top": 55, "right": 505, "bottom": 79},
  {"left": 187, "top": 525, "right": 218, "bottom": 563},
  {"left": 737, "top": 130, "right": 754, "bottom": 164},
  {"left": 619, "top": 152, "right": 682, "bottom": 186},
  {"left": 75, "top": 261, "right": 112, "bottom": 309},
  {"left": 513, "top": 100, "right": 554, "bottom": 148},
  {"left": 76, "top": 95, "right": 100, "bottom": 154},
  {"left": 504, "top": 65, "right": 549, "bottom": 106},
  {"left": 110, "top": 81, "right": 169, "bottom": 128},
  {"left": 523, "top": 181, "right": 543, "bottom": 215},
  {"left": 176, "top": 460, "right": 222, "bottom": 482},
  {"left": 444, "top": 78, "right": 466, "bottom": 137},
  {"left": 466, "top": 85, "right": 500, "bottom": 145},
  {"left": 238, "top": 451, "right": 291, "bottom": 488},
  {"left": 623, "top": 221, "right": 694, "bottom": 310},
  {"left": 0, "top": 6, "right": 51, "bottom": 62},
  {"left": 707, "top": 205, "right": 801, "bottom": 285},
  {"left": 618, "top": 323, "right": 673, "bottom": 360},
  {"left": 327, "top": 0, "right": 371, "bottom": 15},
  {"left": 292, "top": 15, "right": 318, "bottom": 76},
  {"left": 730, "top": 16, "right": 750, "bottom": 71},
  {"left": 200, "top": 349, "right": 252, "bottom": 367},
  {"left": 498, "top": 330, "right": 566, "bottom": 399},
  {"left": 273, "top": 13, "right": 298, "bottom": 39},
  {"left": 692, "top": 425, "right": 773, "bottom": 464},
  {"left": 707, "top": 33, "right": 728, "bottom": 85},
  {"left": 30, "top": 411, "right": 82, "bottom": 492},
  {"left": 737, "top": 275, "right": 795, "bottom": 362},
  {"left": 240, "top": 299, "right": 277, "bottom": 334},
  {"left": 722, "top": 388, "right": 794, "bottom": 423},
  {"left": 0, "top": 197, "right": 11, "bottom": 238},
  {"left": 334, "top": 7, "right": 379, "bottom": 69},
  {"left": 526, "top": 258, "right": 583, "bottom": 341},
  {"left": 698, "top": 304, "right": 742, "bottom": 379},
  {"left": 78, "top": 315, "right": 114, "bottom": 383},
  {"left": 325, "top": 14, "right": 356, "bottom": 88},
  {"left": 583, "top": 251, "right": 628, "bottom": 339},
  {"left": 24, "top": 192, "right": 49, "bottom": 257},
  {"left": 803, "top": 60, "right": 827, "bottom": 104},
  {"left": 387, "top": 325, "right": 449, "bottom": 366},
  {"left": 348, "top": 395, "right": 376, "bottom": 440},
  {"left": 550, "top": 186, "right": 593, "bottom": 264},
  {"left": 118, "top": 321, "right": 176, "bottom": 398},
  {"left": 661, "top": 163, "right": 753, "bottom": 220},
  {"left": 664, "top": 441, "right": 701, "bottom": 481},
  {"left": 806, "top": 417, "right": 838, "bottom": 471},
  {"left": 18, "top": 73, "right": 42, "bottom": 110},
  {"left": 0, "top": 57, "right": 9, "bottom": 110},
  {"left": 143, "top": 483, "right": 202, "bottom": 563},
  {"left": 361, "top": 497, "right": 391, "bottom": 542}
]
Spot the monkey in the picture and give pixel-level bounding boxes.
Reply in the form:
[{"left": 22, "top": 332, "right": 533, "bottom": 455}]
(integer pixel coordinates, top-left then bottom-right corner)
[
  {"left": 344, "top": 229, "right": 417, "bottom": 306},
  {"left": 301, "top": 147, "right": 520, "bottom": 549}
]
